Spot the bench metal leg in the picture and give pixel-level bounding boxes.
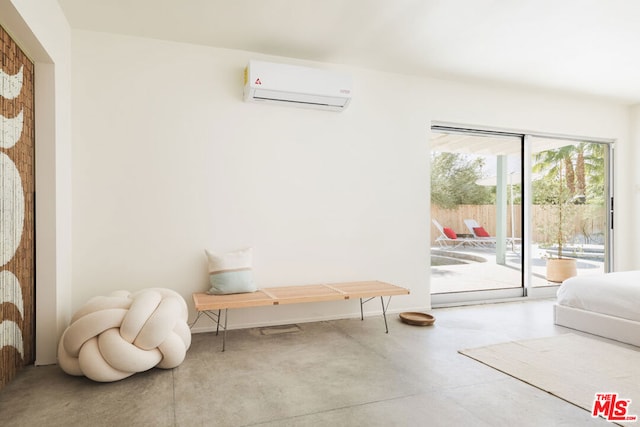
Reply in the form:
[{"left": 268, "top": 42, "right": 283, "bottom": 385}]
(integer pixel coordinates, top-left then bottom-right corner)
[
  {"left": 191, "top": 309, "right": 229, "bottom": 352},
  {"left": 222, "top": 308, "right": 228, "bottom": 352},
  {"left": 189, "top": 311, "right": 203, "bottom": 329},
  {"left": 380, "top": 296, "right": 389, "bottom": 334},
  {"left": 359, "top": 296, "right": 392, "bottom": 333},
  {"left": 360, "top": 297, "right": 375, "bottom": 320}
]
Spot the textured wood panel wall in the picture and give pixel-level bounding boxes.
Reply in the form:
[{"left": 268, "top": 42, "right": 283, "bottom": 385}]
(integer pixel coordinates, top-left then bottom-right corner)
[{"left": 0, "top": 24, "right": 35, "bottom": 390}]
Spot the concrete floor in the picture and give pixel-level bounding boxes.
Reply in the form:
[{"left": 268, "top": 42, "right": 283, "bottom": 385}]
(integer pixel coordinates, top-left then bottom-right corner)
[{"left": 0, "top": 299, "right": 613, "bottom": 426}]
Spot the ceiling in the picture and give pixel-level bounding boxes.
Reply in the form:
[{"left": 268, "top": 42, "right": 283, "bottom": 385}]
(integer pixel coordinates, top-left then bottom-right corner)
[{"left": 58, "top": 0, "right": 640, "bottom": 104}]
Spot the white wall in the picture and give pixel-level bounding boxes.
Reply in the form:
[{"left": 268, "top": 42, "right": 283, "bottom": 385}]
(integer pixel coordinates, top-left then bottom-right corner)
[
  {"left": 628, "top": 105, "right": 640, "bottom": 262},
  {"left": 0, "top": 0, "right": 72, "bottom": 365},
  {"left": 70, "top": 30, "right": 634, "bottom": 336},
  {"left": 70, "top": 31, "right": 430, "bottom": 327}
]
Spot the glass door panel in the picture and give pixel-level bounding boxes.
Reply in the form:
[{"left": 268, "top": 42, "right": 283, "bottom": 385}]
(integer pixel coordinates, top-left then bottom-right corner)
[
  {"left": 430, "top": 130, "right": 523, "bottom": 301},
  {"left": 529, "top": 137, "right": 609, "bottom": 286}
]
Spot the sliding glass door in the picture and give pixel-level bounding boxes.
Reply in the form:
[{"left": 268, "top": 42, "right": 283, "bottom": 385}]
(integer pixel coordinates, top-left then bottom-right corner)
[
  {"left": 430, "top": 127, "right": 612, "bottom": 304},
  {"left": 528, "top": 137, "right": 610, "bottom": 289},
  {"left": 430, "top": 128, "right": 524, "bottom": 303}
]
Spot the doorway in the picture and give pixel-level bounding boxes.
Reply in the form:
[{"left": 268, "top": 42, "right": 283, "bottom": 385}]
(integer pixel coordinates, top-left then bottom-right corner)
[
  {"left": 430, "top": 128, "right": 524, "bottom": 303},
  {"left": 430, "top": 126, "right": 611, "bottom": 305},
  {"left": 528, "top": 137, "right": 609, "bottom": 285}
]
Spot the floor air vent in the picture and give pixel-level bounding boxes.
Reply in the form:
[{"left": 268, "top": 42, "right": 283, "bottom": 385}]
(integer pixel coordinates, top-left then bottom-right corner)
[{"left": 259, "top": 324, "right": 301, "bottom": 336}]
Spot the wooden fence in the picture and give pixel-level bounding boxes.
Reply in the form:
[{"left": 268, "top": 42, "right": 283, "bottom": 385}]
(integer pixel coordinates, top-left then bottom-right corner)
[{"left": 431, "top": 204, "right": 606, "bottom": 246}]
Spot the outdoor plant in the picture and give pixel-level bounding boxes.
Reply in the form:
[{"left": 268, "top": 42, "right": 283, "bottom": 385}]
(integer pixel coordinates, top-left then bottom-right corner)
[{"left": 534, "top": 154, "right": 578, "bottom": 259}]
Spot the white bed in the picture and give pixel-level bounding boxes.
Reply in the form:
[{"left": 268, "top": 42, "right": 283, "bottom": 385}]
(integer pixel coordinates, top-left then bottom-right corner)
[{"left": 554, "top": 270, "right": 640, "bottom": 347}]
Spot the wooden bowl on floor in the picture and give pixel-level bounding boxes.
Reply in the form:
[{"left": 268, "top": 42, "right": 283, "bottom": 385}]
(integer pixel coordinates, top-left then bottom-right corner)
[{"left": 399, "top": 312, "right": 435, "bottom": 326}]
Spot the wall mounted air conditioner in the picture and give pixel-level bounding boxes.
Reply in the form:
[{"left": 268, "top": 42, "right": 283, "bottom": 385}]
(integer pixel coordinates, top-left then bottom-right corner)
[{"left": 243, "top": 60, "right": 352, "bottom": 111}]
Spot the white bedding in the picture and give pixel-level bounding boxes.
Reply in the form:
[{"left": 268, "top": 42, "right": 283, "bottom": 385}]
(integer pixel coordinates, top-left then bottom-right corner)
[{"left": 557, "top": 271, "right": 640, "bottom": 323}]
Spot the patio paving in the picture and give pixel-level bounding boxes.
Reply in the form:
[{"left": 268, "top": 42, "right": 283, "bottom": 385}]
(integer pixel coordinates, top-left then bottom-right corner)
[{"left": 430, "top": 245, "right": 604, "bottom": 294}]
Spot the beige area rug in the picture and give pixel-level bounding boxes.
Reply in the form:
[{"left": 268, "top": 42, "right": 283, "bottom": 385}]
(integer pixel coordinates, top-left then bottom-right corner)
[{"left": 459, "top": 334, "right": 640, "bottom": 426}]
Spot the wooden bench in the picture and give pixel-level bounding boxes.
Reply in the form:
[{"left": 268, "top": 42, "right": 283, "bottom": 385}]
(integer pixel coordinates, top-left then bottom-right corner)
[{"left": 191, "top": 280, "right": 410, "bottom": 351}]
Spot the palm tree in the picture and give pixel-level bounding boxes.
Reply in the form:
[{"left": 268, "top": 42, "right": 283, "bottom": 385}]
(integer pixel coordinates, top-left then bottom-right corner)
[
  {"left": 575, "top": 145, "right": 585, "bottom": 198},
  {"left": 533, "top": 142, "right": 605, "bottom": 205},
  {"left": 533, "top": 145, "right": 577, "bottom": 259},
  {"left": 533, "top": 144, "right": 577, "bottom": 197},
  {"left": 582, "top": 142, "right": 606, "bottom": 204}
]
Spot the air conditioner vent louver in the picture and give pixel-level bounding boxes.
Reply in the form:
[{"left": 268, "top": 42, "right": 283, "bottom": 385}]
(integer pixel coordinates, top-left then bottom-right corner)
[{"left": 243, "top": 60, "right": 352, "bottom": 111}]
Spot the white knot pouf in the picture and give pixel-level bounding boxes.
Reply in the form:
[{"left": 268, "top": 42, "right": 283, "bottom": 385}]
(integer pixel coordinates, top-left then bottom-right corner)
[{"left": 57, "top": 288, "right": 192, "bottom": 382}]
